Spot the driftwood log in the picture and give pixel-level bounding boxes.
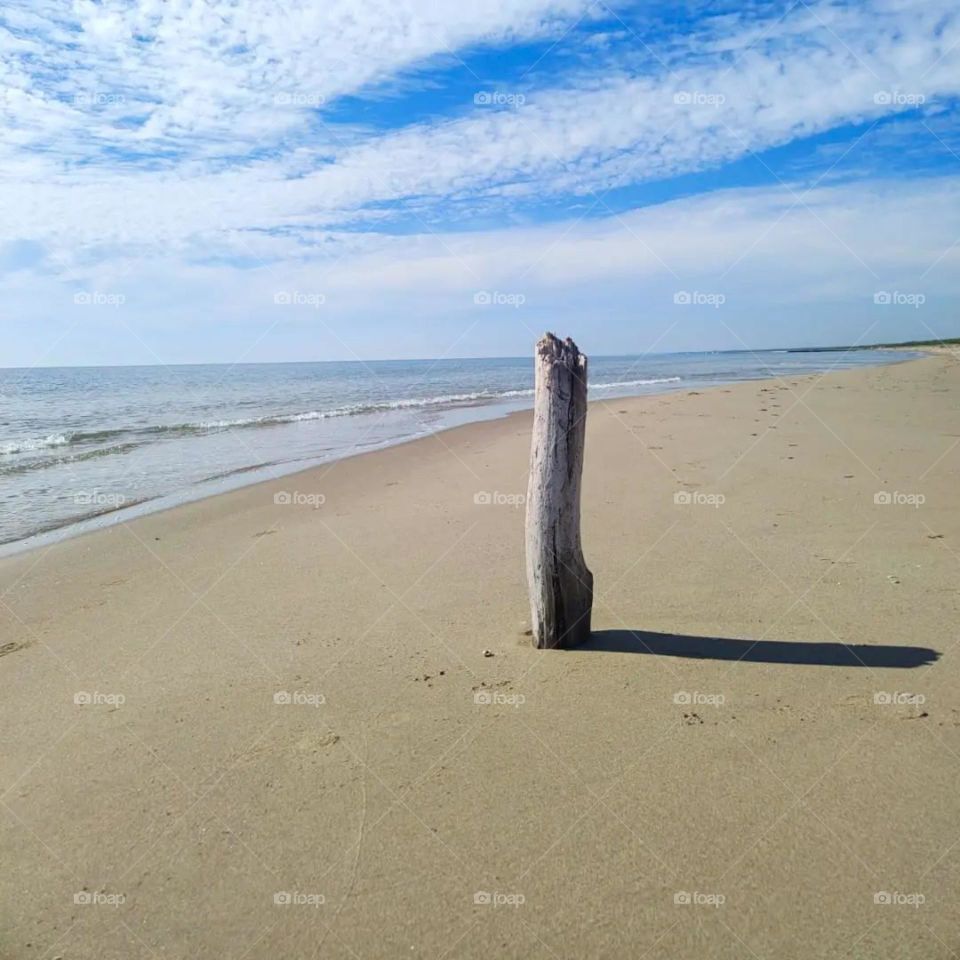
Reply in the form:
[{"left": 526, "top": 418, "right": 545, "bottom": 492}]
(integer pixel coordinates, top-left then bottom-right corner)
[{"left": 525, "top": 333, "right": 593, "bottom": 649}]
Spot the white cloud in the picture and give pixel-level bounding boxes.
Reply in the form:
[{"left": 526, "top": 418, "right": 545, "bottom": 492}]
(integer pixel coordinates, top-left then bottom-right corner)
[
  {"left": 0, "top": 0, "right": 594, "bottom": 164},
  {"left": 0, "top": 0, "right": 957, "bottom": 266},
  {"left": 4, "top": 175, "right": 958, "bottom": 366}
]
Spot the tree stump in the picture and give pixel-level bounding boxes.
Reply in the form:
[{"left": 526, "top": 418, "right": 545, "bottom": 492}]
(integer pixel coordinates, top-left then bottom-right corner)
[{"left": 525, "top": 333, "right": 593, "bottom": 649}]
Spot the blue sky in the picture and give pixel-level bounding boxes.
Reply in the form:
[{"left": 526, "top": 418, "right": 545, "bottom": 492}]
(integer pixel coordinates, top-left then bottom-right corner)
[{"left": 0, "top": 0, "right": 958, "bottom": 366}]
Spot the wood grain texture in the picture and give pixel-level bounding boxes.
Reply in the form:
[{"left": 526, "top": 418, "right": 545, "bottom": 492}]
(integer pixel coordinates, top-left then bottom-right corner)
[{"left": 525, "top": 333, "right": 594, "bottom": 649}]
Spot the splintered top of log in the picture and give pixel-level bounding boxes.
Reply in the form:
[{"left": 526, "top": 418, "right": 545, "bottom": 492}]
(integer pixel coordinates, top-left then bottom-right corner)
[{"left": 536, "top": 332, "right": 586, "bottom": 369}]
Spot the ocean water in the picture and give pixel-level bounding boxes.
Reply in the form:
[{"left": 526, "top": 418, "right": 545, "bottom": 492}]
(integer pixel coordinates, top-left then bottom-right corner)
[{"left": 0, "top": 349, "right": 919, "bottom": 550}]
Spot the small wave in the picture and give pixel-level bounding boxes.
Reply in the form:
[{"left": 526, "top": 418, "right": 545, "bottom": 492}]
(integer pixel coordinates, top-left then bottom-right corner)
[
  {"left": 589, "top": 376, "right": 681, "bottom": 389},
  {"left": 0, "top": 442, "right": 144, "bottom": 476},
  {"left": 0, "top": 434, "right": 70, "bottom": 455},
  {"left": 1, "top": 378, "right": 684, "bottom": 457},
  {"left": 141, "top": 390, "right": 537, "bottom": 434}
]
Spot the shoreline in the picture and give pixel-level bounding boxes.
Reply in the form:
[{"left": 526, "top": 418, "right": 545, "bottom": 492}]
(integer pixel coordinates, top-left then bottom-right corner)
[{"left": 0, "top": 350, "right": 926, "bottom": 559}]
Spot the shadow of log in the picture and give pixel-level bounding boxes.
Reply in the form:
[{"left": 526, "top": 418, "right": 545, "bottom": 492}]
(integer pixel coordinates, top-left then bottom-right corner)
[{"left": 578, "top": 630, "right": 938, "bottom": 668}]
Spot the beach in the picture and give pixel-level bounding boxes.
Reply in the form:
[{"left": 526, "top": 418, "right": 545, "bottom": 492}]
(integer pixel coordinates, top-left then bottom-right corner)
[{"left": 2, "top": 350, "right": 959, "bottom": 958}]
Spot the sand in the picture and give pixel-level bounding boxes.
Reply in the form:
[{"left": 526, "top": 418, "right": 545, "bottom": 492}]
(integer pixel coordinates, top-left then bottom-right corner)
[{"left": 2, "top": 352, "right": 959, "bottom": 959}]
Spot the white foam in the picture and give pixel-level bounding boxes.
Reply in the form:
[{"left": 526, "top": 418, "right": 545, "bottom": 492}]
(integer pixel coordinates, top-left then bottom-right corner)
[
  {"left": 9, "top": 379, "right": 685, "bottom": 452},
  {"left": 0, "top": 434, "right": 70, "bottom": 455},
  {"left": 588, "top": 376, "right": 682, "bottom": 389}
]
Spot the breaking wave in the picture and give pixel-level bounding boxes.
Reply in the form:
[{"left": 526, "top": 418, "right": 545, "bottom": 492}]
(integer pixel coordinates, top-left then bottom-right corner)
[{"left": 2, "top": 376, "right": 684, "bottom": 456}]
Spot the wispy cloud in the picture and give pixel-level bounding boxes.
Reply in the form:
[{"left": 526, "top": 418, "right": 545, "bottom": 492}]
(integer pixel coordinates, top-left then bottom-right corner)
[
  {"left": 5, "top": 175, "right": 958, "bottom": 365},
  {"left": 3, "top": 0, "right": 958, "bottom": 255},
  {"left": 1, "top": 0, "right": 596, "bottom": 161}
]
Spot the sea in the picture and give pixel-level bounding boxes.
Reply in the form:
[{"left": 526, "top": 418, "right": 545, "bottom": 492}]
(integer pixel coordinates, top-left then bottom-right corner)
[{"left": 0, "top": 349, "right": 920, "bottom": 553}]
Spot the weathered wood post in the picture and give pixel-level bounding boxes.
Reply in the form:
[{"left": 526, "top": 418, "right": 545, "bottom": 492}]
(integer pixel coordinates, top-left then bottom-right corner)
[{"left": 525, "top": 333, "right": 593, "bottom": 649}]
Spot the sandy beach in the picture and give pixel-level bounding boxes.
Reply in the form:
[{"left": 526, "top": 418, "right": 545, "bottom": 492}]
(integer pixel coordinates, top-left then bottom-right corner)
[{"left": 2, "top": 351, "right": 959, "bottom": 959}]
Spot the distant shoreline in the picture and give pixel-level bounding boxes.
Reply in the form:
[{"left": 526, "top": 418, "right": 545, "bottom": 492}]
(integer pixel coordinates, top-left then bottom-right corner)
[{"left": 799, "top": 339, "right": 960, "bottom": 353}]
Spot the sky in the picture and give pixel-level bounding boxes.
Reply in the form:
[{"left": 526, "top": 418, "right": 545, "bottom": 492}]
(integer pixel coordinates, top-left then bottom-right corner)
[{"left": 0, "top": 0, "right": 958, "bottom": 366}]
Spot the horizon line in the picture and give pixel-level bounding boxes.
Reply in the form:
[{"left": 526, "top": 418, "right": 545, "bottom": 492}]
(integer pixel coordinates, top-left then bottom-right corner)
[{"left": 0, "top": 342, "right": 932, "bottom": 373}]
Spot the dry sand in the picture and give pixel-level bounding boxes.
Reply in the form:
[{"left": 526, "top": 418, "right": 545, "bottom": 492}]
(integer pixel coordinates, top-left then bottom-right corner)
[{"left": 2, "top": 353, "right": 959, "bottom": 959}]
